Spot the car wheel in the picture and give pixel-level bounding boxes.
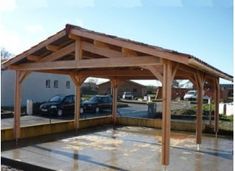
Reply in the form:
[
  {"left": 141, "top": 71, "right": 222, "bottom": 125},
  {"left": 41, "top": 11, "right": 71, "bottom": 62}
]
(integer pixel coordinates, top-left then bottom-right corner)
[
  {"left": 80, "top": 107, "right": 84, "bottom": 114},
  {"left": 95, "top": 107, "right": 100, "bottom": 113},
  {"left": 57, "top": 109, "right": 63, "bottom": 117}
]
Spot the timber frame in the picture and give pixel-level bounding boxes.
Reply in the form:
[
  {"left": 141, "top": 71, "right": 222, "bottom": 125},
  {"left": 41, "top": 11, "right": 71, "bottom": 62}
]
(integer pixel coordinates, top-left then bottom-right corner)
[{"left": 3, "top": 24, "right": 233, "bottom": 166}]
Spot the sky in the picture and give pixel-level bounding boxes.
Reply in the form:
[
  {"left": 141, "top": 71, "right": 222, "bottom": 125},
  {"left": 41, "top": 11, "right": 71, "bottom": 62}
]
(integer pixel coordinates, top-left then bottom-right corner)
[{"left": 0, "top": 0, "right": 233, "bottom": 85}]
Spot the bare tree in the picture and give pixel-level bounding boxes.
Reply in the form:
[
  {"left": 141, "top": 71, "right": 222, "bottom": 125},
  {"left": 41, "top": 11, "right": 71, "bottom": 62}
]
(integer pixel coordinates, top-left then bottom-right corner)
[{"left": 1, "top": 48, "right": 12, "bottom": 60}]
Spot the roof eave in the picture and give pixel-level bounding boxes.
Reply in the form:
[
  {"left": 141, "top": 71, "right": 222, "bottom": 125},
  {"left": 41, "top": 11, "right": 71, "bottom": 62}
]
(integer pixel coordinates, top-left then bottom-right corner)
[{"left": 188, "top": 59, "right": 233, "bottom": 82}]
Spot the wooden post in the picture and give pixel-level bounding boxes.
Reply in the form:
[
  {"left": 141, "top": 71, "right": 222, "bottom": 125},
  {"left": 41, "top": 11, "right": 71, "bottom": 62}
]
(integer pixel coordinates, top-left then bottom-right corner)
[
  {"left": 214, "top": 78, "right": 220, "bottom": 137},
  {"left": 74, "top": 83, "right": 81, "bottom": 130},
  {"left": 195, "top": 72, "right": 204, "bottom": 146},
  {"left": 70, "top": 74, "right": 86, "bottom": 131},
  {"left": 162, "top": 61, "right": 172, "bottom": 166},
  {"left": 111, "top": 79, "right": 118, "bottom": 126},
  {"left": 14, "top": 71, "right": 21, "bottom": 143},
  {"left": 14, "top": 71, "right": 29, "bottom": 142}
]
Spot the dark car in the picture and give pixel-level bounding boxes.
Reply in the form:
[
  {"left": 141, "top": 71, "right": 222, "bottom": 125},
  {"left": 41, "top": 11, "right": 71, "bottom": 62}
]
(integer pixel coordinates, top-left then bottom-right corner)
[
  {"left": 81, "top": 95, "right": 112, "bottom": 113},
  {"left": 39, "top": 95, "right": 75, "bottom": 116}
]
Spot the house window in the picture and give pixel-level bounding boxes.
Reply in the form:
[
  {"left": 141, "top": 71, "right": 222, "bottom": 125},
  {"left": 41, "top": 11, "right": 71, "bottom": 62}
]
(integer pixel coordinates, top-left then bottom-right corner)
[
  {"left": 54, "top": 80, "right": 59, "bottom": 88},
  {"left": 133, "top": 88, "right": 137, "bottom": 92},
  {"left": 66, "top": 81, "right": 70, "bottom": 89},
  {"left": 46, "top": 80, "right": 50, "bottom": 88}
]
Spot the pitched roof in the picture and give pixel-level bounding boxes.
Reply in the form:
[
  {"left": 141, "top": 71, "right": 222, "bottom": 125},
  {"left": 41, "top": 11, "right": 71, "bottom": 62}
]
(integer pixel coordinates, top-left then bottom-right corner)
[{"left": 2, "top": 24, "right": 233, "bottom": 81}]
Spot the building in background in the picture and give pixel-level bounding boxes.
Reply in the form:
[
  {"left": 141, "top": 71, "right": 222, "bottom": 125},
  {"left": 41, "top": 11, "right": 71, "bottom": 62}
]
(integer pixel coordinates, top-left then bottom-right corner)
[
  {"left": 98, "top": 80, "right": 147, "bottom": 98},
  {"left": 1, "top": 70, "right": 75, "bottom": 107}
]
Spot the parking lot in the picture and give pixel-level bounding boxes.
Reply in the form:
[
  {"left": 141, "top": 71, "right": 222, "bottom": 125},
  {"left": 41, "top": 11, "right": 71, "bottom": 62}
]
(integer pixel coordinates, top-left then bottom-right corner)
[{"left": 1, "top": 102, "right": 193, "bottom": 129}]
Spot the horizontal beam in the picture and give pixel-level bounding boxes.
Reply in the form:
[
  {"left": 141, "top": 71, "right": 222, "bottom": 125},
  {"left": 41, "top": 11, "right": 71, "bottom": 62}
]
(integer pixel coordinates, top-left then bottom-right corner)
[
  {"left": 10, "top": 61, "right": 76, "bottom": 70},
  {"left": 10, "top": 56, "right": 161, "bottom": 70},
  {"left": 77, "top": 56, "right": 161, "bottom": 68},
  {"left": 78, "top": 68, "right": 161, "bottom": 77}
]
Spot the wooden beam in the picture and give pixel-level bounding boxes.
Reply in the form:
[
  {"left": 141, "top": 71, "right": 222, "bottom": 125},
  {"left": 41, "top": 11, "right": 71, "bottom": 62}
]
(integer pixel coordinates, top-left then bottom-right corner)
[
  {"left": 14, "top": 71, "right": 22, "bottom": 142},
  {"left": 171, "top": 63, "right": 179, "bottom": 81},
  {"left": 10, "top": 60, "right": 76, "bottom": 70},
  {"left": 94, "top": 40, "right": 110, "bottom": 48},
  {"left": 34, "top": 70, "right": 72, "bottom": 75},
  {"left": 78, "top": 68, "right": 157, "bottom": 77},
  {"left": 122, "top": 48, "right": 138, "bottom": 57},
  {"left": 46, "top": 45, "right": 60, "bottom": 52},
  {"left": 75, "top": 38, "right": 82, "bottom": 62},
  {"left": 19, "top": 71, "right": 30, "bottom": 83},
  {"left": 189, "top": 59, "right": 233, "bottom": 82},
  {"left": 76, "top": 56, "right": 161, "bottom": 68},
  {"left": 3, "top": 30, "right": 66, "bottom": 67},
  {"left": 69, "top": 29, "right": 190, "bottom": 64},
  {"left": 83, "top": 41, "right": 122, "bottom": 58},
  {"left": 143, "top": 65, "right": 163, "bottom": 82},
  {"left": 10, "top": 56, "right": 161, "bottom": 70},
  {"left": 162, "top": 61, "right": 172, "bottom": 166},
  {"left": 40, "top": 43, "right": 75, "bottom": 62},
  {"left": 27, "top": 55, "right": 41, "bottom": 62}
]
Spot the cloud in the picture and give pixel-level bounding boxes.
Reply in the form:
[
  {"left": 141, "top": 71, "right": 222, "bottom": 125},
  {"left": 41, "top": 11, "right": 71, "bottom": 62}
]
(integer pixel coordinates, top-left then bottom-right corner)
[
  {"left": 25, "top": 24, "right": 45, "bottom": 34},
  {"left": 0, "top": 0, "right": 16, "bottom": 12}
]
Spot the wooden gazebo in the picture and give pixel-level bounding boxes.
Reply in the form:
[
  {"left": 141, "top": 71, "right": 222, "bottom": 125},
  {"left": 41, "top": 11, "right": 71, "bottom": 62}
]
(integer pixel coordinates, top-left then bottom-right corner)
[{"left": 3, "top": 24, "right": 233, "bottom": 167}]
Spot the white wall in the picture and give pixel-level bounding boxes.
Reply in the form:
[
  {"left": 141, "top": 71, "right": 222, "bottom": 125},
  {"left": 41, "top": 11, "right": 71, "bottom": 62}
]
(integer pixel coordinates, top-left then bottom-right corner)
[
  {"left": 219, "top": 103, "right": 234, "bottom": 116},
  {"left": 1, "top": 70, "right": 75, "bottom": 106}
]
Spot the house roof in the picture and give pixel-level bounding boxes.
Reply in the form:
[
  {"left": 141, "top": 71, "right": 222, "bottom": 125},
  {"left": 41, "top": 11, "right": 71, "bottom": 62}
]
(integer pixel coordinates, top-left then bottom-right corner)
[
  {"left": 2, "top": 24, "right": 233, "bottom": 82},
  {"left": 98, "top": 80, "right": 146, "bottom": 88}
]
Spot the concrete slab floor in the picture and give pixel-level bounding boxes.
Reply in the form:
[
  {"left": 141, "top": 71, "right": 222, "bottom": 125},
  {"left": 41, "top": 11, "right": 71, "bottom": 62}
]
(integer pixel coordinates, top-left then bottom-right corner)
[{"left": 1, "top": 126, "right": 233, "bottom": 171}]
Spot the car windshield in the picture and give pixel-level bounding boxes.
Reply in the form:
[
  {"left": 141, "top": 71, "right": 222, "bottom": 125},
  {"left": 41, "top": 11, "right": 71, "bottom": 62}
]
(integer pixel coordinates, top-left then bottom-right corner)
[
  {"left": 49, "top": 96, "right": 64, "bottom": 102},
  {"left": 89, "top": 96, "right": 98, "bottom": 103},
  {"left": 125, "top": 92, "right": 132, "bottom": 95},
  {"left": 187, "top": 91, "right": 196, "bottom": 95}
]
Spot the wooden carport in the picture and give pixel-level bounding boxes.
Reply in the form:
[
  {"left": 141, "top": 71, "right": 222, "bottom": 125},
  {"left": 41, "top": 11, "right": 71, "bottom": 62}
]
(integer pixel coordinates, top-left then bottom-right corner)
[{"left": 2, "top": 24, "right": 233, "bottom": 167}]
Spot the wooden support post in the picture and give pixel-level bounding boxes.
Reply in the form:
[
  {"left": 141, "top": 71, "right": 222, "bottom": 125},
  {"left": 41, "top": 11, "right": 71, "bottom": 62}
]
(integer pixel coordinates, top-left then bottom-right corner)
[
  {"left": 14, "top": 71, "right": 21, "bottom": 143},
  {"left": 162, "top": 61, "right": 173, "bottom": 166},
  {"left": 70, "top": 74, "right": 86, "bottom": 130},
  {"left": 74, "top": 83, "right": 81, "bottom": 131},
  {"left": 214, "top": 78, "right": 220, "bottom": 137},
  {"left": 111, "top": 79, "right": 118, "bottom": 126},
  {"left": 194, "top": 72, "right": 205, "bottom": 146},
  {"left": 14, "top": 71, "right": 29, "bottom": 143}
]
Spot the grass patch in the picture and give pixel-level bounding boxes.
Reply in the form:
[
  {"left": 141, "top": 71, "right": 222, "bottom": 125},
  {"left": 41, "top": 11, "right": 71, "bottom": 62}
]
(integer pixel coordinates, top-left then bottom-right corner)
[{"left": 220, "top": 115, "right": 233, "bottom": 122}]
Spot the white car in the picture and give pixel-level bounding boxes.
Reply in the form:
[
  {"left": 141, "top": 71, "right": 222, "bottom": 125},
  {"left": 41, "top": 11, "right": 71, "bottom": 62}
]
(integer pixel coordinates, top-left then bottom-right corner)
[
  {"left": 184, "top": 90, "right": 210, "bottom": 102},
  {"left": 122, "top": 92, "right": 134, "bottom": 100},
  {"left": 183, "top": 90, "right": 197, "bottom": 100}
]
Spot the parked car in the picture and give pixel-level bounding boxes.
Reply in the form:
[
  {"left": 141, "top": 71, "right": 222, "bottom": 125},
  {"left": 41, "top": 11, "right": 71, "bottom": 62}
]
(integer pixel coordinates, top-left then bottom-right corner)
[
  {"left": 183, "top": 90, "right": 197, "bottom": 100},
  {"left": 184, "top": 90, "right": 210, "bottom": 103},
  {"left": 39, "top": 95, "right": 77, "bottom": 116},
  {"left": 122, "top": 92, "right": 134, "bottom": 100},
  {"left": 81, "top": 95, "right": 112, "bottom": 113}
]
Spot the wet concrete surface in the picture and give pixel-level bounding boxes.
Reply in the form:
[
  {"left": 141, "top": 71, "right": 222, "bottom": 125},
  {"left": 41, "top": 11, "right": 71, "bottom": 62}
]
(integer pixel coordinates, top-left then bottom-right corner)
[{"left": 2, "top": 126, "right": 233, "bottom": 171}]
